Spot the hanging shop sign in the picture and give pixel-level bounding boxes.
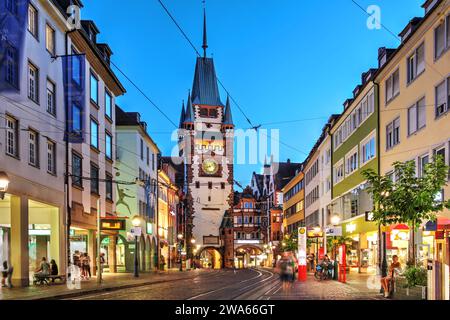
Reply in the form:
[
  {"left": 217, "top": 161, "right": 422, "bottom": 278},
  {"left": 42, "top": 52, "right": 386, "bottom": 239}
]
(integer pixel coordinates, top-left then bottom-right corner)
[
  {"left": 101, "top": 218, "right": 126, "bottom": 231},
  {"left": 346, "top": 223, "right": 356, "bottom": 234},
  {"left": 326, "top": 226, "right": 342, "bottom": 236},
  {"left": 365, "top": 211, "right": 374, "bottom": 222},
  {"left": 424, "top": 220, "right": 437, "bottom": 232},
  {"left": 307, "top": 230, "right": 323, "bottom": 238}
]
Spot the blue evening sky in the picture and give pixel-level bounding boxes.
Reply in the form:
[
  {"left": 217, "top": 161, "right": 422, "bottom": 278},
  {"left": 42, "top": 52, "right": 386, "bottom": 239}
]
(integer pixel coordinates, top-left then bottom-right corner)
[{"left": 82, "top": 0, "right": 424, "bottom": 187}]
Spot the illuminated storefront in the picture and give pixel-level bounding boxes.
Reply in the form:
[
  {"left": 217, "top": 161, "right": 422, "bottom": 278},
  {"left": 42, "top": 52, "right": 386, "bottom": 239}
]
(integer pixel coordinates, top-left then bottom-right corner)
[{"left": 341, "top": 215, "right": 378, "bottom": 274}]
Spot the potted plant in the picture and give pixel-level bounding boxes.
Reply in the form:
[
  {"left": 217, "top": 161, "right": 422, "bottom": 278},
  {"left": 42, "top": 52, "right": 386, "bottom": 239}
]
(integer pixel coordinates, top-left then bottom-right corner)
[{"left": 394, "top": 265, "right": 427, "bottom": 300}]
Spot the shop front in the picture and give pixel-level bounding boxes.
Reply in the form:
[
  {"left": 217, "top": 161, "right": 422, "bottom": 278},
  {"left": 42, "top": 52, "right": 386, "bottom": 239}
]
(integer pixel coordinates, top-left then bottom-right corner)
[
  {"left": 341, "top": 215, "right": 378, "bottom": 274},
  {"left": 0, "top": 194, "right": 64, "bottom": 286}
]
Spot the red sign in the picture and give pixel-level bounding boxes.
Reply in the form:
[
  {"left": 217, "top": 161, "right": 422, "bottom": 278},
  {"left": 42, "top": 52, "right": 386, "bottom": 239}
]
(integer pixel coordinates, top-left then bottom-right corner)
[
  {"left": 338, "top": 244, "right": 347, "bottom": 283},
  {"left": 319, "top": 247, "right": 325, "bottom": 260}
]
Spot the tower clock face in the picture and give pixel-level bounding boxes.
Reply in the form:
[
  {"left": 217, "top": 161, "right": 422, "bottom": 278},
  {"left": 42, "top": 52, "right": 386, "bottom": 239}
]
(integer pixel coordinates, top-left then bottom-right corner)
[{"left": 202, "top": 159, "right": 219, "bottom": 175}]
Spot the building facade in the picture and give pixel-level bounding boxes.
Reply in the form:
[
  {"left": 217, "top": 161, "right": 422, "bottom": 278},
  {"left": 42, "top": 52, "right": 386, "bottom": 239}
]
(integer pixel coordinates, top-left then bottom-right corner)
[
  {"left": 282, "top": 170, "right": 305, "bottom": 235},
  {"left": 177, "top": 13, "right": 234, "bottom": 268},
  {"left": 330, "top": 68, "right": 379, "bottom": 274},
  {"left": 377, "top": 0, "right": 450, "bottom": 267},
  {"left": 66, "top": 14, "right": 126, "bottom": 274},
  {"left": 115, "top": 106, "right": 160, "bottom": 272},
  {"left": 0, "top": 0, "right": 69, "bottom": 286}
]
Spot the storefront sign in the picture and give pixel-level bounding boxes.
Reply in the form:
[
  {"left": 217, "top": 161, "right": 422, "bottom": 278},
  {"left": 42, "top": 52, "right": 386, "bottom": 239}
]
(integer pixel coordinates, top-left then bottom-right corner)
[
  {"left": 326, "top": 226, "right": 342, "bottom": 236},
  {"left": 307, "top": 231, "right": 323, "bottom": 238},
  {"left": 101, "top": 218, "right": 126, "bottom": 231},
  {"left": 130, "top": 227, "right": 142, "bottom": 237},
  {"left": 203, "top": 236, "right": 219, "bottom": 245},
  {"left": 424, "top": 220, "right": 437, "bottom": 231},
  {"left": 346, "top": 223, "right": 356, "bottom": 234},
  {"left": 390, "top": 229, "right": 409, "bottom": 241}
]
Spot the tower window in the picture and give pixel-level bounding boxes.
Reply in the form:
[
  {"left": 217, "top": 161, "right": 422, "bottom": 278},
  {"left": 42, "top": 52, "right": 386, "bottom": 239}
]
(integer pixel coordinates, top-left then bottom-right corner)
[
  {"left": 208, "top": 182, "right": 212, "bottom": 189},
  {"left": 195, "top": 181, "right": 200, "bottom": 188},
  {"left": 221, "top": 182, "right": 225, "bottom": 189}
]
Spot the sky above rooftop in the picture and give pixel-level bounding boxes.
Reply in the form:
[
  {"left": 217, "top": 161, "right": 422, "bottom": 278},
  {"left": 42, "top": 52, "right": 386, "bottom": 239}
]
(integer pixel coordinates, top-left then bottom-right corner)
[{"left": 81, "top": 0, "right": 424, "bottom": 187}]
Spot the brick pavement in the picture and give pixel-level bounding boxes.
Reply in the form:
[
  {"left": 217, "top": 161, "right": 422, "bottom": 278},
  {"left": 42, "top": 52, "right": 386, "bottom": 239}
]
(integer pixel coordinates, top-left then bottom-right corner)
[
  {"left": 0, "top": 269, "right": 212, "bottom": 300},
  {"left": 262, "top": 272, "right": 384, "bottom": 300}
]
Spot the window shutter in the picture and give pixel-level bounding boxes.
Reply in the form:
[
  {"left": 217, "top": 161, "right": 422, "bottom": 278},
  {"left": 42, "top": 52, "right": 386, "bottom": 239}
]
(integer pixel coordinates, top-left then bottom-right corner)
[
  {"left": 417, "top": 98, "right": 426, "bottom": 129},
  {"left": 408, "top": 105, "right": 417, "bottom": 135},
  {"left": 435, "top": 24, "right": 445, "bottom": 58},
  {"left": 417, "top": 43, "right": 425, "bottom": 74}
]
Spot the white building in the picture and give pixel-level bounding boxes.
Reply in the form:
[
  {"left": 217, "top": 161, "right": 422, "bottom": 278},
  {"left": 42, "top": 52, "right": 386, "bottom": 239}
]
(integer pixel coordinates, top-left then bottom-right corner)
[{"left": 115, "top": 105, "right": 160, "bottom": 272}]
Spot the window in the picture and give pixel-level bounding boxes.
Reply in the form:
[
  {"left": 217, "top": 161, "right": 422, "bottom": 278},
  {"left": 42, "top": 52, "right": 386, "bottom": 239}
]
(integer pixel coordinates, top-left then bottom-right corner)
[
  {"left": 152, "top": 154, "right": 155, "bottom": 171},
  {"left": 71, "top": 47, "right": 82, "bottom": 86},
  {"left": 5, "top": 116, "right": 18, "bottom": 157},
  {"left": 46, "top": 79, "right": 56, "bottom": 115},
  {"left": 90, "top": 164, "right": 99, "bottom": 194},
  {"left": 28, "top": 130, "right": 39, "bottom": 167},
  {"left": 407, "top": 43, "right": 425, "bottom": 84},
  {"left": 5, "top": 45, "right": 18, "bottom": 88},
  {"left": 334, "top": 161, "right": 344, "bottom": 184},
  {"left": 106, "top": 173, "right": 113, "bottom": 200},
  {"left": 105, "top": 90, "right": 112, "bottom": 119},
  {"left": 419, "top": 154, "right": 429, "bottom": 177},
  {"left": 221, "top": 182, "right": 225, "bottom": 189},
  {"left": 45, "top": 24, "right": 55, "bottom": 55},
  {"left": 90, "top": 73, "right": 98, "bottom": 104},
  {"left": 28, "top": 62, "right": 39, "bottom": 103},
  {"left": 28, "top": 4, "right": 38, "bottom": 38},
  {"left": 408, "top": 97, "right": 426, "bottom": 135},
  {"left": 386, "top": 69, "right": 400, "bottom": 103},
  {"left": 105, "top": 132, "right": 112, "bottom": 159},
  {"left": 435, "top": 78, "right": 449, "bottom": 118},
  {"left": 208, "top": 182, "right": 212, "bottom": 189},
  {"left": 346, "top": 150, "right": 358, "bottom": 175},
  {"left": 195, "top": 181, "right": 200, "bottom": 188},
  {"left": 90, "top": 119, "right": 99, "bottom": 149},
  {"left": 72, "top": 153, "right": 82, "bottom": 187},
  {"left": 386, "top": 117, "right": 400, "bottom": 150},
  {"left": 72, "top": 103, "right": 82, "bottom": 134},
  {"left": 146, "top": 147, "right": 149, "bottom": 165},
  {"left": 361, "top": 135, "right": 376, "bottom": 165},
  {"left": 435, "top": 15, "right": 450, "bottom": 60},
  {"left": 140, "top": 139, "right": 144, "bottom": 160},
  {"left": 47, "top": 140, "right": 56, "bottom": 174}
]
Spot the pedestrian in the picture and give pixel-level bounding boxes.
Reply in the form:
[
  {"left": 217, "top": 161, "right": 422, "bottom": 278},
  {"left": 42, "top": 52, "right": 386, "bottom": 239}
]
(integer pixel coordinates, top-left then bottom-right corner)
[
  {"left": 100, "top": 253, "right": 106, "bottom": 273},
  {"left": 73, "top": 250, "right": 81, "bottom": 269},
  {"left": 83, "top": 253, "right": 91, "bottom": 279},
  {"left": 310, "top": 253, "right": 315, "bottom": 272}
]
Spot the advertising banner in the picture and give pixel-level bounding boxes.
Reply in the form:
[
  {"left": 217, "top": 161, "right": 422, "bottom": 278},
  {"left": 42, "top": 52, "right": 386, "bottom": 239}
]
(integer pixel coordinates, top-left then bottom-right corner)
[
  {"left": 62, "top": 53, "right": 86, "bottom": 143},
  {"left": 297, "top": 227, "right": 307, "bottom": 281},
  {"left": 0, "top": 0, "right": 30, "bottom": 92}
]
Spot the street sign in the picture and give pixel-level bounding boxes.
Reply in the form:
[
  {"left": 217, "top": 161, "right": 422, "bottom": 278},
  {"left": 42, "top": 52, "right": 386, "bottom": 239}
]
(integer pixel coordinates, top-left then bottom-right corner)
[
  {"left": 101, "top": 218, "right": 126, "bottom": 231},
  {"left": 130, "top": 227, "right": 142, "bottom": 237},
  {"left": 325, "top": 226, "right": 342, "bottom": 236},
  {"left": 298, "top": 227, "right": 307, "bottom": 282}
]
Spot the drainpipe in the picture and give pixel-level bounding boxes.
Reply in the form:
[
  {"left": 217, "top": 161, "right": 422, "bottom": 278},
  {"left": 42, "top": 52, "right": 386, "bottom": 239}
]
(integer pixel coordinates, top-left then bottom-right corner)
[{"left": 373, "top": 81, "right": 387, "bottom": 279}]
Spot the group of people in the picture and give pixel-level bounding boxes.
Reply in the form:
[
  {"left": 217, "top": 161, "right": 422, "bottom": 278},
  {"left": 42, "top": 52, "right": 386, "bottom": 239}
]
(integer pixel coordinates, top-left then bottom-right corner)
[
  {"left": 35, "top": 257, "right": 59, "bottom": 278},
  {"left": 72, "top": 251, "right": 95, "bottom": 280}
]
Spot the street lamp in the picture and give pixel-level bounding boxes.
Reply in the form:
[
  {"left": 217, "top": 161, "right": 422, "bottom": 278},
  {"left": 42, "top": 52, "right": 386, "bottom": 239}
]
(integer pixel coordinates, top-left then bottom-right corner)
[
  {"left": 0, "top": 172, "right": 10, "bottom": 200},
  {"left": 331, "top": 215, "right": 341, "bottom": 226},
  {"left": 178, "top": 233, "right": 183, "bottom": 271},
  {"left": 131, "top": 215, "right": 143, "bottom": 277}
]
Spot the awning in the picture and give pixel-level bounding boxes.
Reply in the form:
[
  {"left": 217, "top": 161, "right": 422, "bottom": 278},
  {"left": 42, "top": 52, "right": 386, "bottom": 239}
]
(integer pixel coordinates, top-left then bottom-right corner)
[
  {"left": 389, "top": 224, "right": 409, "bottom": 231},
  {"left": 437, "top": 217, "right": 450, "bottom": 230}
]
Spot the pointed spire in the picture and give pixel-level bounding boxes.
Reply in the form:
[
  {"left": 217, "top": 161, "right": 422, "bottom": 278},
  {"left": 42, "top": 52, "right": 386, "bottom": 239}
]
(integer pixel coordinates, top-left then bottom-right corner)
[
  {"left": 184, "top": 91, "right": 194, "bottom": 123},
  {"left": 179, "top": 100, "right": 186, "bottom": 128},
  {"left": 223, "top": 95, "right": 234, "bottom": 126},
  {"left": 202, "top": 8, "right": 208, "bottom": 58}
]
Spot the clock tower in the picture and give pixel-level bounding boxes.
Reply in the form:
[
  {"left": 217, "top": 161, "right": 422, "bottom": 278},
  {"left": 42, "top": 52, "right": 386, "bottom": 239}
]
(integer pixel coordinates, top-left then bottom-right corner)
[{"left": 178, "top": 10, "right": 234, "bottom": 269}]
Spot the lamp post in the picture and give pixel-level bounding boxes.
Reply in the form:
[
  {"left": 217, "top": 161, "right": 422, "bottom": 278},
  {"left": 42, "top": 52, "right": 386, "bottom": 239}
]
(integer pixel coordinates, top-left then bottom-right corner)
[
  {"left": 313, "top": 226, "right": 321, "bottom": 264},
  {"left": 132, "top": 215, "right": 143, "bottom": 277},
  {"left": 330, "top": 214, "right": 341, "bottom": 280},
  {"left": 0, "top": 172, "right": 10, "bottom": 200},
  {"left": 178, "top": 233, "right": 183, "bottom": 271}
]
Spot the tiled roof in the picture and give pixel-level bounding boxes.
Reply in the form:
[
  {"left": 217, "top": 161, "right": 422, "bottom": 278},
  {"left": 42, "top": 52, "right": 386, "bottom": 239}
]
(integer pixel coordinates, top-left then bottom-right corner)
[{"left": 191, "top": 57, "right": 223, "bottom": 107}]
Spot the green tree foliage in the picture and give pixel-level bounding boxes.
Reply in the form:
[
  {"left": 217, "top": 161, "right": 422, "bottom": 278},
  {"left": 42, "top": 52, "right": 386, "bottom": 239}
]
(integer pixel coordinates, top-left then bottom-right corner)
[{"left": 362, "top": 155, "right": 450, "bottom": 264}]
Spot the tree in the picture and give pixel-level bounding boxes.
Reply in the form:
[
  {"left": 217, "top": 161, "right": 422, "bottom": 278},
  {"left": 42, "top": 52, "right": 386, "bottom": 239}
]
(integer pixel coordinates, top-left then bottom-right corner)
[
  {"left": 280, "top": 230, "right": 298, "bottom": 253},
  {"left": 362, "top": 155, "right": 450, "bottom": 265}
]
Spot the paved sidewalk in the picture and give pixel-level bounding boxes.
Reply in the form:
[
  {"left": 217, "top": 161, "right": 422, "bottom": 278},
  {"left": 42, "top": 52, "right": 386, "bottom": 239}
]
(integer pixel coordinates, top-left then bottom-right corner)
[{"left": 0, "top": 269, "right": 211, "bottom": 300}]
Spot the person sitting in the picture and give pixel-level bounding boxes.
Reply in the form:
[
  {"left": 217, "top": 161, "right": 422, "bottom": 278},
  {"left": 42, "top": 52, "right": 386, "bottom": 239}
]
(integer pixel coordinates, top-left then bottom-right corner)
[
  {"left": 380, "top": 255, "right": 402, "bottom": 298},
  {"left": 1, "top": 261, "right": 13, "bottom": 288},
  {"left": 35, "top": 257, "right": 50, "bottom": 277}
]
